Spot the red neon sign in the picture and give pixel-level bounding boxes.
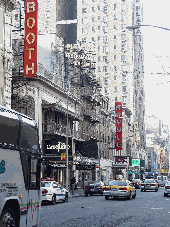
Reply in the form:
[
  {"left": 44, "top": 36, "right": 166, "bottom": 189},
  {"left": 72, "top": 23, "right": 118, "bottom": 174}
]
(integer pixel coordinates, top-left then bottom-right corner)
[
  {"left": 115, "top": 102, "right": 122, "bottom": 151},
  {"left": 24, "top": 0, "right": 37, "bottom": 78}
]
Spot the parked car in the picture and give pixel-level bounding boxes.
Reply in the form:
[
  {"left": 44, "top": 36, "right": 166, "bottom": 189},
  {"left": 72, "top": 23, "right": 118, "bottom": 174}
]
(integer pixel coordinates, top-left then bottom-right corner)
[
  {"left": 84, "top": 181, "right": 105, "bottom": 196},
  {"left": 103, "top": 180, "right": 136, "bottom": 200},
  {"left": 141, "top": 179, "right": 158, "bottom": 192},
  {"left": 41, "top": 180, "right": 68, "bottom": 204},
  {"left": 131, "top": 179, "right": 141, "bottom": 189},
  {"left": 164, "top": 181, "right": 170, "bottom": 197},
  {"left": 157, "top": 175, "right": 168, "bottom": 187}
]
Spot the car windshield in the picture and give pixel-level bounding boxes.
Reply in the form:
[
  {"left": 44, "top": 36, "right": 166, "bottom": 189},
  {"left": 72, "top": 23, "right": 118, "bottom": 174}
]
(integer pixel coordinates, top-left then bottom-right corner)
[
  {"left": 145, "top": 180, "right": 154, "bottom": 183},
  {"left": 41, "top": 182, "right": 51, "bottom": 187},
  {"left": 109, "top": 181, "right": 127, "bottom": 186}
]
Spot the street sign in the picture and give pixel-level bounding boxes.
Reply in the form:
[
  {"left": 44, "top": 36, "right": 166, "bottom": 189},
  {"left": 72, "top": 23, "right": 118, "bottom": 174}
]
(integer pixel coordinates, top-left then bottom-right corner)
[{"left": 132, "top": 159, "right": 140, "bottom": 166}]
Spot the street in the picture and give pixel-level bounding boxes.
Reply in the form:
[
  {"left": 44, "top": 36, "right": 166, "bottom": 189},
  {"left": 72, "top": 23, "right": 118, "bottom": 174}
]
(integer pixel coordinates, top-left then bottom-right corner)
[{"left": 39, "top": 187, "right": 170, "bottom": 227}]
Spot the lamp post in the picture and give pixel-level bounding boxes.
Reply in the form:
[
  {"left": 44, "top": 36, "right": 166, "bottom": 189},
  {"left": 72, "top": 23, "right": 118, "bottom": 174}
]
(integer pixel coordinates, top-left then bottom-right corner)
[{"left": 127, "top": 24, "right": 170, "bottom": 31}]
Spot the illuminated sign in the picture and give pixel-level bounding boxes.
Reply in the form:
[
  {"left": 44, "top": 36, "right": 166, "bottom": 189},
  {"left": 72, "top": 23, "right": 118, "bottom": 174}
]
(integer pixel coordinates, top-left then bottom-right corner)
[
  {"left": 24, "top": 0, "right": 37, "bottom": 78},
  {"left": 115, "top": 156, "right": 127, "bottom": 165},
  {"left": 132, "top": 159, "right": 140, "bottom": 166},
  {"left": 115, "top": 102, "right": 122, "bottom": 151}
]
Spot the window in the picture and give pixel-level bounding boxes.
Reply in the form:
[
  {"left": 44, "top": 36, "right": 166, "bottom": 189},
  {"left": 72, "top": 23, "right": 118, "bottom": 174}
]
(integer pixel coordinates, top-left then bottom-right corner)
[
  {"left": 103, "top": 16, "right": 108, "bottom": 22},
  {"left": 121, "top": 24, "right": 126, "bottom": 31},
  {"left": 114, "top": 35, "right": 116, "bottom": 39},
  {"left": 104, "top": 77, "right": 108, "bottom": 84},
  {"left": 92, "top": 27, "right": 95, "bottom": 32},
  {"left": 104, "top": 87, "right": 108, "bottom": 94},
  {"left": 121, "top": 4, "right": 125, "bottom": 10},
  {"left": 82, "top": 27, "right": 87, "bottom": 33},
  {"left": 45, "top": 21, "right": 50, "bottom": 28},
  {"left": 82, "top": 37, "right": 87, "bottom": 43},
  {"left": 98, "top": 6, "right": 100, "bottom": 10},
  {"left": 92, "top": 37, "right": 95, "bottom": 41},
  {"left": 103, "top": 26, "right": 108, "bottom": 33},
  {"left": 122, "top": 75, "right": 126, "bottom": 82},
  {"left": 122, "top": 65, "right": 126, "bottom": 72},
  {"left": 114, "top": 66, "right": 117, "bottom": 71},
  {"left": 121, "top": 34, "right": 126, "bottom": 41},
  {"left": 46, "top": 10, "right": 50, "bottom": 18},
  {"left": 122, "top": 86, "right": 126, "bottom": 93},
  {"left": 82, "top": 8, "right": 87, "bottom": 14},
  {"left": 121, "top": 44, "right": 126, "bottom": 51},
  {"left": 114, "top": 25, "right": 116, "bottom": 29},
  {"left": 148, "top": 153, "right": 151, "bottom": 159},
  {"left": 98, "top": 56, "right": 101, "bottom": 61},
  {"left": 114, "top": 75, "right": 117, "bottom": 80},
  {"left": 114, "top": 45, "right": 116, "bottom": 49},
  {"left": 82, "top": 0, "right": 86, "bottom": 4},
  {"left": 92, "top": 17, "right": 94, "bottom": 22},
  {"left": 98, "top": 67, "right": 101, "bottom": 72},
  {"left": 92, "top": 7, "right": 95, "bottom": 12},
  {"left": 114, "top": 4, "right": 116, "bottom": 10},
  {"left": 103, "top": 66, "right": 108, "bottom": 73},
  {"left": 114, "top": 55, "right": 116, "bottom": 60},
  {"left": 46, "top": 1, "right": 50, "bottom": 8},
  {"left": 103, "top": 36, "right": 108, "bottom": 42},
  {"left": 82, "top": 17, "right": 88, "bottom": 24},
  {"left": 98, "top": 46, "right": 100, "bottom": 51},
  {"left": 98, "top": 36, "right": 100, "bottom": 41},
  {"left": 121, "top": 55, "right": 126, "bottom": 62},
  {"left": 98, "top": 26, "right": 100, "bottom": 30},
  {"left": 114, "top": 86, "right": 117, "bottom": 92},
  {"left": 103, "top": 6, "right": 107, "bottom": 13},
  {"left": 103, "top": 56, "right": 108, "bottom": 62},
  {"left": 0, "top": 112, "right": 19, "bottom": 147},
  {"left": 122, "top": 96, "right": 127, "bottom": 104},
  {"left": 98, "top": 16, "right": 100, "bottom": 20},
  {"left": 15, "top": 14, "right": 19, "bottom": 21},
  {"left": 121, "top": 14, "right": 126, "bottom": 21},
  {"left": 114, "top": 15, "right": 116, "bottom": 20},
  {"left": 115, "top": 97, "right": 117, "bottom": 101},
  {"left": 103, "top": 46, "right": 108, "bottom": 53}
]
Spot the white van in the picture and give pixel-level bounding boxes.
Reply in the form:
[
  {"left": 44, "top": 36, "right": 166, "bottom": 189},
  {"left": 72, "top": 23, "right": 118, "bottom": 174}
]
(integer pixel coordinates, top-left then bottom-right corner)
[{"left": 157, "top": 175, "right": 167, "bottom": 187}]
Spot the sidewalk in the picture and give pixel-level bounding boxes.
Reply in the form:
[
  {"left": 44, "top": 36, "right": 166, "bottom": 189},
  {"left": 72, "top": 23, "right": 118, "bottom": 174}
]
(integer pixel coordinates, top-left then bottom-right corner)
[{"left": 69, "top": 188, "right": 85, "bottom": 198}]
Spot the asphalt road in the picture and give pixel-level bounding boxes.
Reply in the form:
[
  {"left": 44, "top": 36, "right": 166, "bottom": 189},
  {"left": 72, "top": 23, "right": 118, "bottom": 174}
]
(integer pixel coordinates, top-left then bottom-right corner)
[{"left": 39, "top": 187, "right": 170, "bottom": 227}]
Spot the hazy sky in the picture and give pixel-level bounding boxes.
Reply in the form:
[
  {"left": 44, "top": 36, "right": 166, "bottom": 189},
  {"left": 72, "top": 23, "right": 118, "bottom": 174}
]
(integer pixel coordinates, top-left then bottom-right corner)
[{"left": 142, "top": 0, "right": 170, "bottom": 127}]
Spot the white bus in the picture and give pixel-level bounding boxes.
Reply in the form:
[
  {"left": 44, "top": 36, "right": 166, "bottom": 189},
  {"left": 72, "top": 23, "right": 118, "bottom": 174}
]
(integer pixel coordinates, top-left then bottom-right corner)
[{"left": 0, "top": 105, "right": 41, "bottom": 227}]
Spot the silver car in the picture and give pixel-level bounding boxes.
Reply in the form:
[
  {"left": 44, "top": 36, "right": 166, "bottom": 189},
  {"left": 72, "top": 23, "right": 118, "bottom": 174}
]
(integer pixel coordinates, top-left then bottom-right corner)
[{"left": 164, "top": 181, "right": 170, "bottom": 197}]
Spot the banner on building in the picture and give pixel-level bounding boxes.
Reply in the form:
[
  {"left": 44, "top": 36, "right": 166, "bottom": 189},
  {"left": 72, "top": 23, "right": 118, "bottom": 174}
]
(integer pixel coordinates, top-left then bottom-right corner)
[
  {"left": 134, "top": 0, "right": 143, "bottom": 35},
  {"left": 115, "top": 102, "right": 122, "bottom": 151},
  {"left": 24, "top": 0, "right": 37, "bottom": 78},
  {"left": 114, "top": 156, "right": 127, "bottom": 165},
  {"left": 160, "top": 149, "right": 164, "bottom": 164},
  {"left": 76, "top": 164, "right": 95, "bottom": 170}
]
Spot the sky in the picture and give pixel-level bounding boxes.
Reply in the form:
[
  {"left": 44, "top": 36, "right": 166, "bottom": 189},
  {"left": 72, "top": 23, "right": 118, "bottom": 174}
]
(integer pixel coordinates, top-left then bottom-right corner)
[{"left": 141, "top": 0, "right": 170, "bottom": 127}]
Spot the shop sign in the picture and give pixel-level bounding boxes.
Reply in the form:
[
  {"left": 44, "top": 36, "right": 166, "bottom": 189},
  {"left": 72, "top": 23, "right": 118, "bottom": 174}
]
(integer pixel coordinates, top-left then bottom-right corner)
[
  {"left": 49, "top": 163, "right": 66, "bottom": 168},
  {"left": 61, "top": 153, "right": 66, "bottom": 161},
  {"left": 115, "top": 102, "right": 122, "bottom": 151},
  {"left": 24, "top": 0, "right": 37, "bottom": 78},
  {"left": 132, "top": 159, "right": 140, "bottom": 166},
  {"left": 47, "top": 142, "right": 70, "bottom": 152},
  {"left": 114, "top": 156, "right": 127, "bottom": 165},
  {"left": 76, "top": 164, "right": 95, "bottom": 170}
]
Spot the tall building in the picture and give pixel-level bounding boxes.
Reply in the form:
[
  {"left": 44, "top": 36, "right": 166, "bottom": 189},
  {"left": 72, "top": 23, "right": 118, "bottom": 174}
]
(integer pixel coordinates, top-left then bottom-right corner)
[
  {"left": 0, "top": 0, "right": 16, "bottom": 107},
  {"left": 130, "top": 0, "right": 146, "bottom": 159}
]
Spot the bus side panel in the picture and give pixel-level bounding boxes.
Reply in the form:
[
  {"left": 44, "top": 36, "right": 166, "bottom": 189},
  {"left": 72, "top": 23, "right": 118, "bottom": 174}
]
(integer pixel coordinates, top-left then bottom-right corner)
[{"left": 0, "top": 149, "right": 40, "bottom": 227}]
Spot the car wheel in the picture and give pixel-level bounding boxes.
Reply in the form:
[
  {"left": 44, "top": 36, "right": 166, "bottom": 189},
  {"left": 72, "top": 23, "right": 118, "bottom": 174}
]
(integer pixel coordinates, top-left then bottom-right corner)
[
  {"left": 127, "top": 192, "right": 132, "bottom": 200},
  {"left": 0, "top": 208, "right": 17, "bottom": 227},
  {"left": 141, "top": 189, "right": 143, "bottom": 192},
  {"left": 105, "top": 196, "right": 109, "bottom": 200},
  {"left": 164, "top": 193, "right": 168, "bottom": 197},
  {"left": 132, "top": 191, "right": 136, "bottom": 199},
  {"left": 52, "top": 194, "right": 56, "bottom": 205},
  {"left": 85, "top": 192, "right": 88, "bottom": 197}
]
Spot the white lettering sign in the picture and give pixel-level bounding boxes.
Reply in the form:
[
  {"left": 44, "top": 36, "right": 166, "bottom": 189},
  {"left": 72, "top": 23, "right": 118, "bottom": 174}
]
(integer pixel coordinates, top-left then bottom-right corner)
[{"left": 47, "top": 142, "right": 70, "bottom": 152}]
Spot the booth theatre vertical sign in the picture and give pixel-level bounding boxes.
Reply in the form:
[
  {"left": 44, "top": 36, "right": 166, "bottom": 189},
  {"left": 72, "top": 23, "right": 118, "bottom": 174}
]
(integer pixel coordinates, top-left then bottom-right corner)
[
  {"left": 24, "top": 0, "right": 37, "bottom": 78},
  {"left": 115, "top": 102, "right": 122, "bottom": 151}
]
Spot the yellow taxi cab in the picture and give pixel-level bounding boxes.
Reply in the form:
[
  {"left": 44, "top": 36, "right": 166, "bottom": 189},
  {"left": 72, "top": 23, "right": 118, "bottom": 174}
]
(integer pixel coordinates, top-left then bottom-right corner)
[{"left": 103, "top": 180, "right": 136, "bottom": 200}]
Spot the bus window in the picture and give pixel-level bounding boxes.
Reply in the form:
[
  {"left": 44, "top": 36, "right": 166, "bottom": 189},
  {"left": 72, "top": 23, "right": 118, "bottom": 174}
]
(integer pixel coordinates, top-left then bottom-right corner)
[
  {"left": 0, "top": 114, "right": 19, "bottom": 148},
  {"left": 30, "top": 157, "right": 40, "bottom": 190},
  {"left": 21, "top": 123, "right": 39, "bottom": 152}
]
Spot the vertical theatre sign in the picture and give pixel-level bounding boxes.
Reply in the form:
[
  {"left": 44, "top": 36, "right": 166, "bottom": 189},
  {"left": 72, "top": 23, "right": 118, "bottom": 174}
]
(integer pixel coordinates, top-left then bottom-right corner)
[
  {"left": 24, "top": 0, "right": 37, "bottom": 78},
  {"left": 115, "top": 102, "right": 122, "bottom": 151}
]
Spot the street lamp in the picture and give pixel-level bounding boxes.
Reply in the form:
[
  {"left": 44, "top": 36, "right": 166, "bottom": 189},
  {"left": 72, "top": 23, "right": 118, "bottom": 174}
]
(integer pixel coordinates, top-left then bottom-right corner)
[{"left": 127, "top": 24, "right": 170, "bottom": 31}]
